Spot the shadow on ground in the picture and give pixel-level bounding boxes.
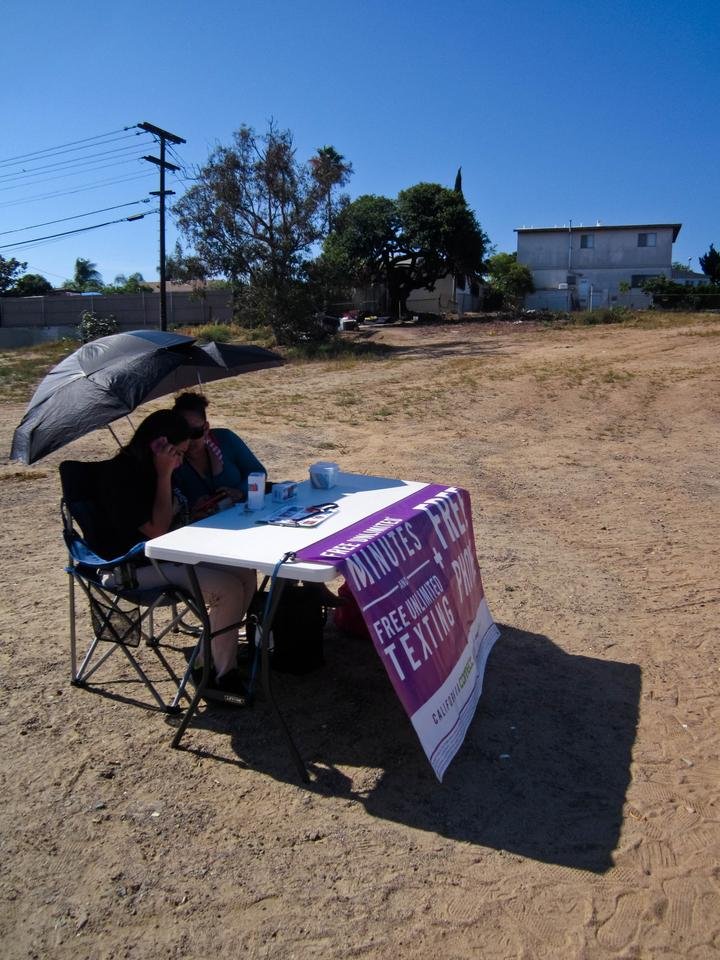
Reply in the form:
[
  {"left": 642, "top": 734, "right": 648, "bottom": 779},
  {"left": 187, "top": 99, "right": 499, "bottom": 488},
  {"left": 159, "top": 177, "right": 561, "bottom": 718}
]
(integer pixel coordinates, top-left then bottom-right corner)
[
  {"left": 170, "top": 623, "right": 640, "bottom": 874},
  {"left": 380, "top": 338, "right": 512, "bottom": 361}
]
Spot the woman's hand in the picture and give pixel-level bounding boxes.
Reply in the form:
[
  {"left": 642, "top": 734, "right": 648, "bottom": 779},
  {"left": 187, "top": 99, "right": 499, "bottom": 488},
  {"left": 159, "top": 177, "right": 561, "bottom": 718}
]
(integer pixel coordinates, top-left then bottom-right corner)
[
  {"left": 221, "top": 486, "right": 246, "bottom": 504},
  {"left": 140, "top": 438, "right": 185, "bottom": 540},
  {"left": 151, "top": 436, "right": 184, "bottom": 477}
]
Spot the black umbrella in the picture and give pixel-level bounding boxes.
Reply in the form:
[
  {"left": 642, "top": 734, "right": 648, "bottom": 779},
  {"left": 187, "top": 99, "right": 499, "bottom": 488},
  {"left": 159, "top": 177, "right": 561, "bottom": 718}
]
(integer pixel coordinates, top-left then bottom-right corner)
[{"left": 10, "top": 329, "right": 283, "bottom": 464}]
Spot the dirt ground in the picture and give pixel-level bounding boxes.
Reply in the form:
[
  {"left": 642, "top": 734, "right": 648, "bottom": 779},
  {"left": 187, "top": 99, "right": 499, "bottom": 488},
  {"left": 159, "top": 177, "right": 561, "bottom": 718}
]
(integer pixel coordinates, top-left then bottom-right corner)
[{"left": 1, "top": 316, "right": 719, "bottom": 959}]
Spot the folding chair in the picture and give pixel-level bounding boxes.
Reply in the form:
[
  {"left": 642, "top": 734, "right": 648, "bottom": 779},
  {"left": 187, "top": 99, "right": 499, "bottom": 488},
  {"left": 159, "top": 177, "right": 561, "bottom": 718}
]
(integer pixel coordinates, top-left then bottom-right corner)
[{"left": 59, "top": 459, "right": 203, "bottom": 713}]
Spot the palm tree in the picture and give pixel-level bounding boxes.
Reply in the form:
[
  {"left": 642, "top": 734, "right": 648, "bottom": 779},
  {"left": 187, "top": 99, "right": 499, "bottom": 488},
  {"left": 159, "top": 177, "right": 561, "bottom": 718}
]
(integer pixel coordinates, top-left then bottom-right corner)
[
  {"left": 71, "top": 257, "right": 103, "bottom": 291},
  {"left": 310, "top": 146, "right": 353, "bottom": 236}
]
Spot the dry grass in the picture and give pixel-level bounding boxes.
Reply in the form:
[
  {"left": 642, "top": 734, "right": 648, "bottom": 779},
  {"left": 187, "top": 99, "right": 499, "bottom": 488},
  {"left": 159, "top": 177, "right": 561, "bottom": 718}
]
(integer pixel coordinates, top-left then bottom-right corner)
[
  {"left": 2, "top": 314, "right": 720, "bottom": 959},
  {"left": 0, "top": 339, "right": 76, "bottom": 402}
]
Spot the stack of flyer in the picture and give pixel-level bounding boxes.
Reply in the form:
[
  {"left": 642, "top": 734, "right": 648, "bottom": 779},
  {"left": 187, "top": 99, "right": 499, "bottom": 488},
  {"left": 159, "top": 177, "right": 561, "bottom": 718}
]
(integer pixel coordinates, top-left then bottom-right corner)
[{"left": 265, "top": 503, "right": 339, "bottom": 528}]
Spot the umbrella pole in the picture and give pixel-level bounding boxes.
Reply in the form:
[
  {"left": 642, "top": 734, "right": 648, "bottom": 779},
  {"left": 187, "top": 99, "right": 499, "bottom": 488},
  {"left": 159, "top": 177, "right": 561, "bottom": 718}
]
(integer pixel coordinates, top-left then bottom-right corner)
[{"left": 107, "top": 424, "right": 124, "bottom": 449}]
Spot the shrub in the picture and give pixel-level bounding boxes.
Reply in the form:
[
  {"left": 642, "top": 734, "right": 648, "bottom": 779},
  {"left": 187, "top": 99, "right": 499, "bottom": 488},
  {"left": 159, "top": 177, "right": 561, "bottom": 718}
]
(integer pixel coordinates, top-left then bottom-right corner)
[
  {"left": 178, "top": 321, "right": 277, "bottom": 348},
  {"left": 573, "top": 306, "right": 633, "bottom": 326},
  {"left": 186, "top": 322, "right": 233, "bottom": 342},
  {"left": 642, "top": 277, "right": 720, "bottom": 310},
  {"left": 78, "top": 310, "right": 118, "bottom": 343},
  {"left": 482, "top": 287, "right": 505, "bottom": 311}
]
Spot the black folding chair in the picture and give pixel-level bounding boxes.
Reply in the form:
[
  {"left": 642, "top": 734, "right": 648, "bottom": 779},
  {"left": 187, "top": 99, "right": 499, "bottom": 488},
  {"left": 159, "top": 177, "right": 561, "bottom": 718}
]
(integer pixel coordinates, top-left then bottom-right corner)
[{"left": 59, "top": 460, "right": 203, "bottom": 713}]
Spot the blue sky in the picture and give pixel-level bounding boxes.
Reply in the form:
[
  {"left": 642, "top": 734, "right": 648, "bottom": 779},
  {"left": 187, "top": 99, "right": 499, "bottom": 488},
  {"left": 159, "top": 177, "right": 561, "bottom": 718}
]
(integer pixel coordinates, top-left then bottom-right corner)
[{"left": 2, "top": 0, "right": 718, "bottom": 285}]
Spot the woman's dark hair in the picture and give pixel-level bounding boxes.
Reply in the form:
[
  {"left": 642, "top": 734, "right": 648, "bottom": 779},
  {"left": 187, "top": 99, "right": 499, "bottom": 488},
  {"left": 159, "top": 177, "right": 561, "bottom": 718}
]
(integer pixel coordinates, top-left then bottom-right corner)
[
  {"left": 173, "top": 392, "right": 209, "bottom": 417},
  {"left": 124, "top": 409, "right": 191, "bottom": 462}
]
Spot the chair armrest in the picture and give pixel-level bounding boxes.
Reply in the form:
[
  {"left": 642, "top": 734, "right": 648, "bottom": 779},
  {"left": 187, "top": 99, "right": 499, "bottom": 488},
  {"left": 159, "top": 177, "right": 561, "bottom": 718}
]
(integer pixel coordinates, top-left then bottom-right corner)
[{"left": 66, "top": 535, "right": 147, "bottom": 570}]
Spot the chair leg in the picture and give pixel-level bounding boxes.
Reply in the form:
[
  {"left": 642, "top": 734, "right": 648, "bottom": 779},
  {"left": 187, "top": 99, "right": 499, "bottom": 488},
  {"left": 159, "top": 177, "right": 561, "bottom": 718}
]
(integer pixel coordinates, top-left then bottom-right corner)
[
  {"left": 169, "top": 643, "right": 200, "bottom": 711},
  {"left": 69, "top": 571, "right": 78, "bottom": 681},
  {"left": 76, "top": 637, "right": 117, "bottom": 683},
  {"left": 70, "top": 580, "right": 194, "bottom": 710}
]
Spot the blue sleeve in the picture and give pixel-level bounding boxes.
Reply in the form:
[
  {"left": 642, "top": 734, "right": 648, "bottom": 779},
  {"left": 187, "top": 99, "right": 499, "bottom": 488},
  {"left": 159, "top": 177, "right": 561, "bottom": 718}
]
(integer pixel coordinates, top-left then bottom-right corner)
[{"left": 215, "top": 429, "right": 265, "bottom": 489}]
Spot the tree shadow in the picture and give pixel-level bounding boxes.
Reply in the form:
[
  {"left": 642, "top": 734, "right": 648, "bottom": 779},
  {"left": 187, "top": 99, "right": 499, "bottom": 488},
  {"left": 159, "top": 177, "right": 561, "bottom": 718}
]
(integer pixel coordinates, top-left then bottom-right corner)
[
  {"left": 213, "top": 623, "right": 640, "bottom": 873},
  {"left": 381, "top": 339, "right": 511, "bottom": 361}
]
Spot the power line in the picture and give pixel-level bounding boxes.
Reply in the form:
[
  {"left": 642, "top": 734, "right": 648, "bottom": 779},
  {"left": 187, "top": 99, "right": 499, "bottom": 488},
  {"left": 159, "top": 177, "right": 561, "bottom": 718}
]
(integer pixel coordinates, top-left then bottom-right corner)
[
  {"left": 0, "top": 131, "right": 148, "bottom": 168},
  {"left": 0, "top": 199, "right": 152, "bottom": 236},
  {"left": 22, "top": 262, "right": 77, "bottom": 281},
  {"left": 0, "top": 156, "right": 150, "bottom": 193},
  {"left": 0, "top": 131, "right": 148, "bottom": 171},
  {"left": 0, "top": 210, "right": 159, "bottom": 252},
  {"left": 166, "top": 143, "right": 189, "bottom": 169},
  {"left": 0, "top": 140, "right": 153, "bottom": 184},
  {"left": 0, "top": 157, "right": 149, "bottom": 193},
  {"left": 0, "top": 171, "right": 156, "bottom": 207},
  {"left": 0, "top": 126, "right": 139, "bottom": 167},
  {"left": 166, "top": 144, "right": 197, "bottom": 182}
]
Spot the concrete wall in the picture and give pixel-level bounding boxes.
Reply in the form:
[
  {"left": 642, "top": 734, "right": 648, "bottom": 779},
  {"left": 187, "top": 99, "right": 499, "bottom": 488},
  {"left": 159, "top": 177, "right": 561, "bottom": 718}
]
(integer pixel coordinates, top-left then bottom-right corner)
[
  {"left": 517, "top": 225, "right": 676, "bottom": 309},
  {"left": 0, "top": 290, "right": 233, "bottom": 331}
]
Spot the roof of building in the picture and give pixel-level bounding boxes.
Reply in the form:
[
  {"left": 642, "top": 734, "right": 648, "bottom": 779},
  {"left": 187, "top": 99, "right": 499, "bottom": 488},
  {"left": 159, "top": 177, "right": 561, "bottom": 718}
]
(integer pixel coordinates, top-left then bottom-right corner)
[
  {"left": 144, "top": 281, "right": 202, "bottom": 293},
  {"left": 515, "top": 223, "right": 682, "bottom": 242},
  {"left": 671, "top": 269, "right": 707, "bottom": 281}
]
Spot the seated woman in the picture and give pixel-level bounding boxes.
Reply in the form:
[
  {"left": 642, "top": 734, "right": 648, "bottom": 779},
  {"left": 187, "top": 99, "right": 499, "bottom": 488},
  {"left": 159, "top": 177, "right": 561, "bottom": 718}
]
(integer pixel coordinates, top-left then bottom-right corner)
[
  {"left": 96, "top": 408, "right": 256, "bottom": 694},
  {"left": 172, "top": 392, "right": 265, "bottom": 514}
]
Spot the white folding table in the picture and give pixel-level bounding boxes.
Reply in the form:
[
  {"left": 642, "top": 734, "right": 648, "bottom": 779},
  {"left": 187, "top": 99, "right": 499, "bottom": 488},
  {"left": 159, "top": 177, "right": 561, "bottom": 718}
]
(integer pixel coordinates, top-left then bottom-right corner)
[{"left": 145, "top": 472, "right": 429, "bottom": 778}]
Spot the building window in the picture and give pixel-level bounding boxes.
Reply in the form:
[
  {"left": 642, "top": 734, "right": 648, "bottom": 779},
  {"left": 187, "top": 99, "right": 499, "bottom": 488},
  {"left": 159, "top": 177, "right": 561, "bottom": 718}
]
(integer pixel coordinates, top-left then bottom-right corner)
[
  {"left": 638, "top": 232, "right": 657, "bottom": 247},
  {"left": 631, "top": 274, "right": 660, "bottom": 288},
  {"left": 580, "top": 233, "right": 594, "bottom": 249}
]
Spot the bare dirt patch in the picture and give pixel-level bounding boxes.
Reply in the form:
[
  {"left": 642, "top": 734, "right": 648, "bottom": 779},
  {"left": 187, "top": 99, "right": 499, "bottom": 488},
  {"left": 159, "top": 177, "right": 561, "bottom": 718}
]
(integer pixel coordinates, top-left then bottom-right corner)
[{"left": 1, "top": 318, "right": 719, "bottom": 958}]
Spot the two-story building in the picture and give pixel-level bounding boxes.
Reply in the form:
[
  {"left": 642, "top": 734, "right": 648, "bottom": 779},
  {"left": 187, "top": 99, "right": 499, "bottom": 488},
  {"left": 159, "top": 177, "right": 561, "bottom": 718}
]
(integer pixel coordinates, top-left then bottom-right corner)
[{"left": 516, "top": 222, "right": 681, "bottom": 310}]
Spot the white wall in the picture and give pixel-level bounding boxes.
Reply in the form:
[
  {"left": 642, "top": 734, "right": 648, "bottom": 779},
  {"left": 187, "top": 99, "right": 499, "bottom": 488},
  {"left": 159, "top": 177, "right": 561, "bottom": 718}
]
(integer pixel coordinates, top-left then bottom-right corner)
[{"left": 517, "top": 225, "right": 676, "bottom": 309}]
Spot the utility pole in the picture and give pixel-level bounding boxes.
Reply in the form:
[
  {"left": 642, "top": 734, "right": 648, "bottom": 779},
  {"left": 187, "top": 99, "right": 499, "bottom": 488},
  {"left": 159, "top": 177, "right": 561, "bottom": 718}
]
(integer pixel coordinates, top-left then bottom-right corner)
[{"left": 139, "top": 122, "right": 186, "bottom": 331}]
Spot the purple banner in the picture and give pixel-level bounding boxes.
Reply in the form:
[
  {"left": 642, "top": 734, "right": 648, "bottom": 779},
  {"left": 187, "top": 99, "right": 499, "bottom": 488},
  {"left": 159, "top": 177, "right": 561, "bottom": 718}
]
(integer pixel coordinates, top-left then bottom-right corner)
[{"left": 296, "top": 485, "right": 500, "bottom": 781}]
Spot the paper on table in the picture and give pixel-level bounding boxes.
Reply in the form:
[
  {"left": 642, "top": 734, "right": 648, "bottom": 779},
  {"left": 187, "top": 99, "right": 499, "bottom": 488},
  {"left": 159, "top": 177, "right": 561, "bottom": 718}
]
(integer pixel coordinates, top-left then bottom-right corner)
[{"left": 264, "top": 502, "right": 339, "bottom": 528}]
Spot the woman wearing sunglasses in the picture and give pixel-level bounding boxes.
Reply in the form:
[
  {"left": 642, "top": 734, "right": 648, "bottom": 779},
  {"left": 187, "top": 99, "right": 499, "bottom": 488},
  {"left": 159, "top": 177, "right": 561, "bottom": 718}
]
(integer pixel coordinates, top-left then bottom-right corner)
[{"left": 172, "top": 391, "right": 265, "bottom": 518}]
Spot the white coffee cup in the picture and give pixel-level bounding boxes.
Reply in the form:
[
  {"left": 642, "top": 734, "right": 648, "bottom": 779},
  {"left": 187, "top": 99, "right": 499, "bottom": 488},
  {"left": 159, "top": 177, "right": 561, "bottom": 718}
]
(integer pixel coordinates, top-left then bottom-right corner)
[{"left": 309, "top": 461, "right": 339, "bottom": 489}]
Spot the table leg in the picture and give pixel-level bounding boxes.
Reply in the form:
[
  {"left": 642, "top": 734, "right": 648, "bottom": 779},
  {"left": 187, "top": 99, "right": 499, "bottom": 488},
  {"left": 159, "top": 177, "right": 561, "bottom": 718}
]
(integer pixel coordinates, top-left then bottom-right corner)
[{"left": 260, "top": 579, "right": 310, "bottom": 783}]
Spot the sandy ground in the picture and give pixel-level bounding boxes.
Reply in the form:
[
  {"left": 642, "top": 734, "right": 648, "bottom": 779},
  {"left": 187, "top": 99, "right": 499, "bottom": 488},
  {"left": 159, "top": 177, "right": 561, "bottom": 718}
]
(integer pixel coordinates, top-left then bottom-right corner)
[{"left": 1, "top": 316, "right": 719, "bottom": 959}]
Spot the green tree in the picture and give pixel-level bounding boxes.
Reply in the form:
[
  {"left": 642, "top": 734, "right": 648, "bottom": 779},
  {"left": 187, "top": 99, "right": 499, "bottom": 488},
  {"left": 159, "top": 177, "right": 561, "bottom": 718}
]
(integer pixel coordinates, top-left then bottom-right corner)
[
  {"left": 165, "top": 241, "right": 208, "bottom": 285},
  {"left": 173, "top": 122, "right": 325, "bottom": 341},
  {"left": 105, "top": 272, "right": 153, "bottom": 294},
  {"left": 0, "top": 255, "right": 27, "bottom": 294},
  {"left": 66, "top": 257, "right": 103, "bottom": 291},
  {"left": 9, "top": 273, "right": 53, "bottom": 297},
  {"left": 486, "top": 252, "right": 534, "bottom": 307},
  {"left": 309, "top": 145, "right": 353, "bottom": 235},
  {"left": 323, "top": 184, "right": 487, "bottom": 317},
  {"left": 672, "top": 261, "right": 694, "bottom": 277},
  {"left": 699, "top": 243, "right": 720, "bottom": 283}
]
